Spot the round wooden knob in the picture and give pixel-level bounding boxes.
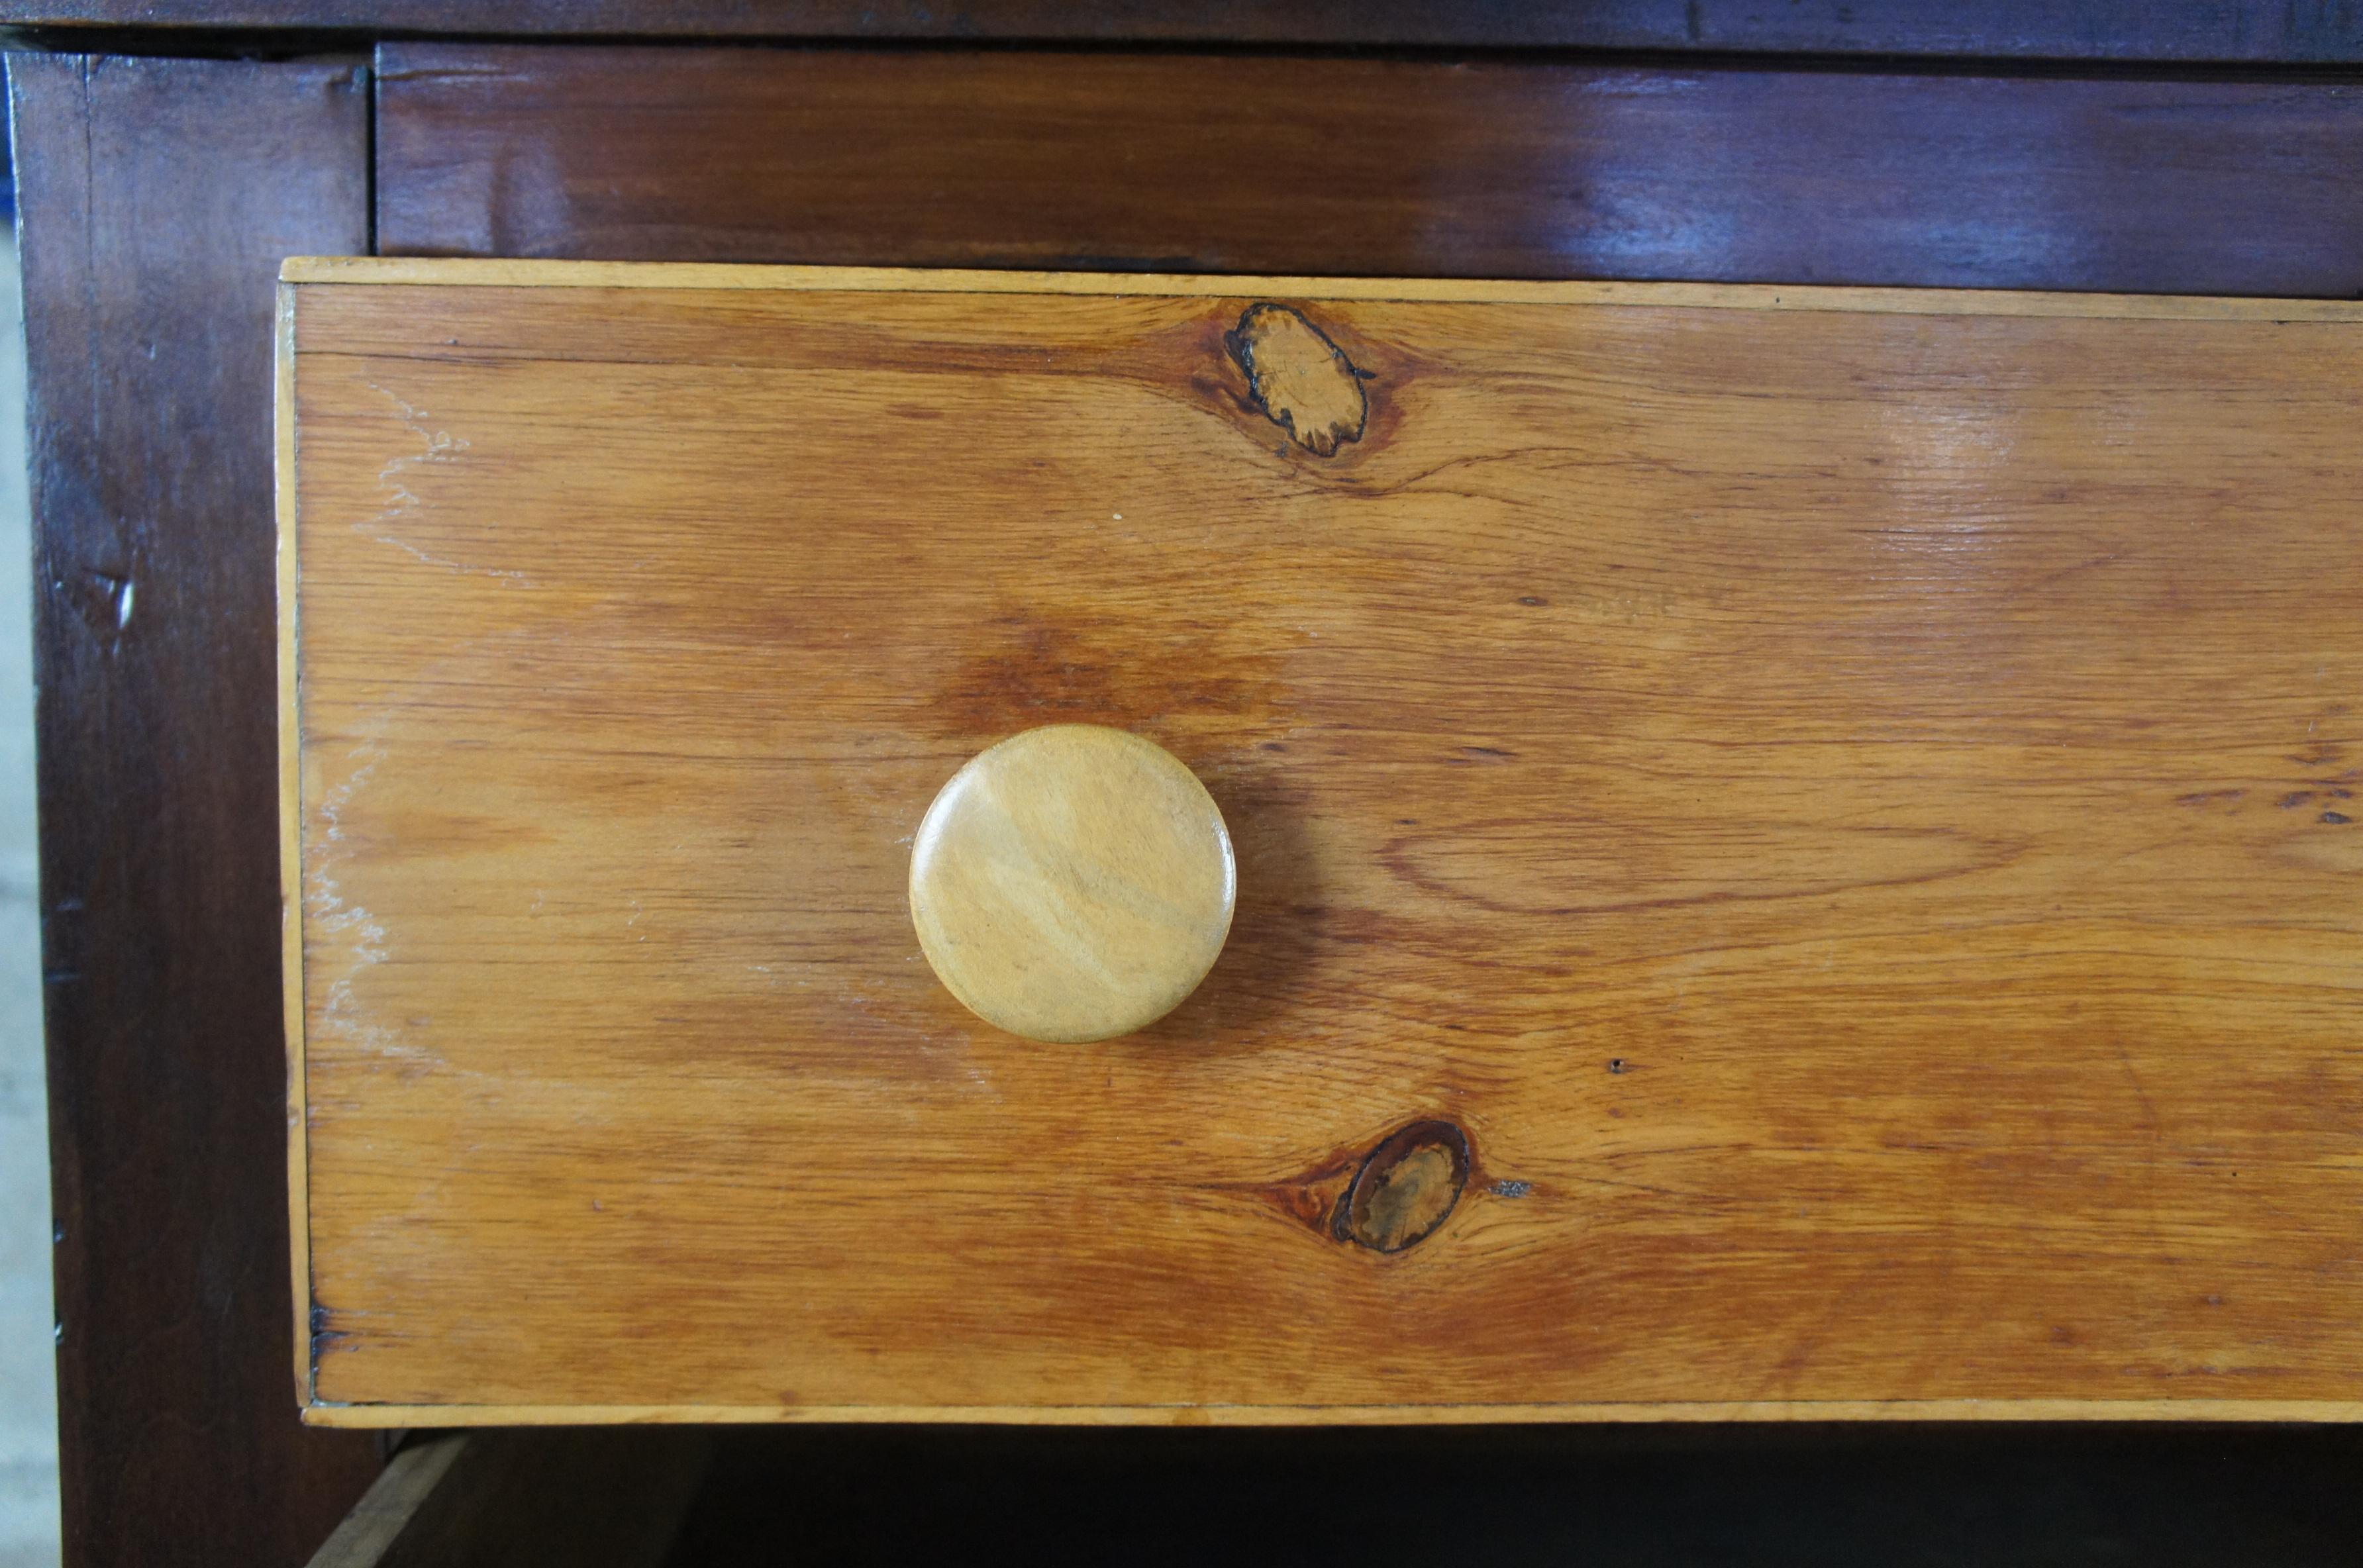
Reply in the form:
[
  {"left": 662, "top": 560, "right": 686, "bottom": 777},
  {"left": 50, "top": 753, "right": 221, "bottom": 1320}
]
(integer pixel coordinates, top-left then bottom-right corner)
[{"left": 908, "top": 725, "right": 1235, "bottom": 1042}]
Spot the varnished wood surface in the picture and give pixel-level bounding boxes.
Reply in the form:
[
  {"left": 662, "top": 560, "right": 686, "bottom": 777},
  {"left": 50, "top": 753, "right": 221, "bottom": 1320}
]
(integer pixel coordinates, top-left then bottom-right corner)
[
  {"left": 909, "top": 726, "right": 1235, "bottom": 1044},
  {"left": 9, "top": 52, "right": 385, "bottom": 1567},
  {"left": 287, "top": 262, "right": 2363, "bottom": 1422},
  {"left": 374, "top": 44, "right": 2363, "bottom": 298},
  {"left": 11, "top": 1, "right": 2363, "bottom": 60}
]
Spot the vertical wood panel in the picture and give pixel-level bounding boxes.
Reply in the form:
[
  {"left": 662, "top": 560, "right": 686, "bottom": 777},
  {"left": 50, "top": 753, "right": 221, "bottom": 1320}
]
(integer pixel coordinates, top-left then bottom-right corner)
[{"left": 9, "top": 50, "right": 381, "bottom": 1568}]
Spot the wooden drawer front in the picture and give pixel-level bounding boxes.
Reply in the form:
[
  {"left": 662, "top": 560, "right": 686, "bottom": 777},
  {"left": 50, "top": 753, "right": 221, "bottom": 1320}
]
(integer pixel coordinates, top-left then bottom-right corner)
[{"left": 282, "top": 261, "right": 2363, "bottom": 1424}]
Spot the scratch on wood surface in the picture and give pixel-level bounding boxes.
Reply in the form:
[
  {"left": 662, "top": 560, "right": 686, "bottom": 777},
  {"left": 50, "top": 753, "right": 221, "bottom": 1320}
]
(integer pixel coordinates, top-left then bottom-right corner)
[
  {"left": 364, "top": 383, "right": 526, "bottom": 582},
  {"left": 307, "top": 736, "right": 440, "bottom": 1075}
]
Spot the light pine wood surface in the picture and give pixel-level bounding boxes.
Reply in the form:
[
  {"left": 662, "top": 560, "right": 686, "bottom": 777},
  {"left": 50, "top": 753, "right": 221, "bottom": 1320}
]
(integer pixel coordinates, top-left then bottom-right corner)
[{"left": 283, "top": 261, "right": 2363, "bottom": 1424}]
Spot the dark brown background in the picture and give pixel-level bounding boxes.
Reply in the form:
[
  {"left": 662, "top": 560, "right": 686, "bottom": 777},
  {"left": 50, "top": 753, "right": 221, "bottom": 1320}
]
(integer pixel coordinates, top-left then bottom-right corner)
[{"left": 8, "top": 4, "right": 2363, "bottom": 1563}]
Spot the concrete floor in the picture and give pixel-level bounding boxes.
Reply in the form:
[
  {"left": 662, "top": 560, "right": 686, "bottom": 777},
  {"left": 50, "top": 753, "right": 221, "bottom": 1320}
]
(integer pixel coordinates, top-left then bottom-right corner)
[{"left": 0, "top": 228, "right": 60, "bottom": 1567}]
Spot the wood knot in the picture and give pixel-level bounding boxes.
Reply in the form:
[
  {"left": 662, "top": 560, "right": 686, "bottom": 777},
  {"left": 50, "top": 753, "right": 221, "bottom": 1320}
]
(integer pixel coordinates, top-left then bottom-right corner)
[
  {"left": 1227, "top": 303, "right": 1369, "bottom": 457},
  {"left": 1335, "top": 1119, "right": 1470, "bottom": 1253}
]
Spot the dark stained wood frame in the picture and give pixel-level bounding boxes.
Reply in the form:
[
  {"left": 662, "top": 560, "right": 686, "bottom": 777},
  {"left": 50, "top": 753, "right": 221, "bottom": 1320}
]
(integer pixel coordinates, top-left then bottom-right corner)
[
  {"left": 9, "top": 50, "right": 383, "bottom": 1568},
  {"left": 13, "top": 15, "right": 2363, "bottom": 1567},
  {"left": 376, "top": 43, "right": 2363, "bottom": 297},
  {"left": 6, "top": 2, "right": 2363, "bottom": 61}
]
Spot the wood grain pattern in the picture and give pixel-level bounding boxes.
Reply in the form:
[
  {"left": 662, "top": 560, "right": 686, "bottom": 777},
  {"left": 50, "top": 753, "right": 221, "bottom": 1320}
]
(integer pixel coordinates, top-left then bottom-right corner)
[
  {"left": 909, "top": 726, "right": 1235, "bottom": 1044},
  {"left": 9, "top": 52, "right": 385, "bottom": 1566},
  {"left": 286, "top": 262, "right": 2363, "bottom": 1424},
  {"left": 12, "top": 1, "right": 2363, "bottom": 60},
  {"left": 374, "top": 44, "right": 2363, "bottom": 299}
]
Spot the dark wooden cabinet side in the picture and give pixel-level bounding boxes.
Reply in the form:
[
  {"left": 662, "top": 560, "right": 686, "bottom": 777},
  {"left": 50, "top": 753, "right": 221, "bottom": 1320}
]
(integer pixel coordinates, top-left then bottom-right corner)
[{"left": 8, "top": 52, "right": 382, "bottom": 1568}]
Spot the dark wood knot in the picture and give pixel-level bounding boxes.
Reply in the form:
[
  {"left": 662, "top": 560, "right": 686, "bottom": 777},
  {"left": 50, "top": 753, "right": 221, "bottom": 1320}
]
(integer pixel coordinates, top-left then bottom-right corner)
[
  {"left": 1227, "top": 302, "right": 1370, "bottom": 457},
  {"left": 1335, "top": 1119, "right": 1470, "bottom": 1253}
]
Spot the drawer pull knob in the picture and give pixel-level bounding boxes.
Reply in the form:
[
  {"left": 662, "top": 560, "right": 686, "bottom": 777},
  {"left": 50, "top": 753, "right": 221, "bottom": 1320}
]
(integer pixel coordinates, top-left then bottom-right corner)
[{"left": 908, "top": 724, "right": 1235, "bottom": 1042}]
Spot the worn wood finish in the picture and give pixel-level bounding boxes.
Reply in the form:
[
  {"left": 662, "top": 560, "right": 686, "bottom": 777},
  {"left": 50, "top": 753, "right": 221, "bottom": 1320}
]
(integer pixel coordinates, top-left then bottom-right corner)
[
  {"left": 910, "top": 726, "right": 1235, "bottom": 1044},
  {"left": 285, "top": 261, "right": 2363, "bottom": 1423},
  {"left": 9, "top": 52, "right": 384, "bottom": 1567},
  {"left": 374, "top": 45, "right": 2363, "bottom": 299},
  {"left": 11, "top": 1, "right": 2363, "bottom": 60}
]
